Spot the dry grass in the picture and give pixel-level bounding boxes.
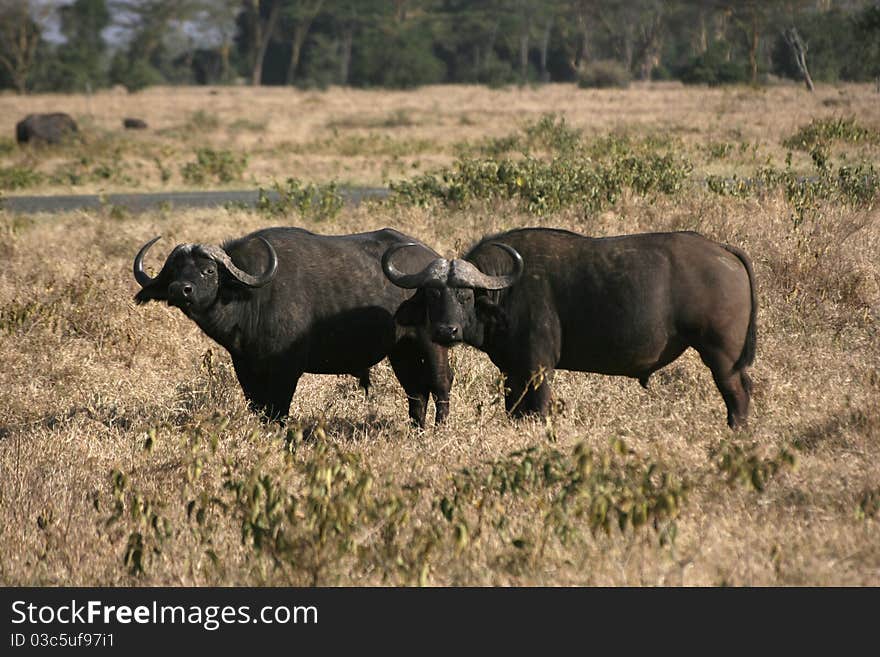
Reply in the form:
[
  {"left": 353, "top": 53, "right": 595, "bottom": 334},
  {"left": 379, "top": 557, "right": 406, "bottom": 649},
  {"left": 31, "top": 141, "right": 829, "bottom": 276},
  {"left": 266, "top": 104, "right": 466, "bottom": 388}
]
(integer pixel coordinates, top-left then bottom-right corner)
[
  {"left": 0, "top": 83, "right": 879, "bottom": 586},
  {"left": 1, "top": 81, "right": 879, "bottom": 193}
]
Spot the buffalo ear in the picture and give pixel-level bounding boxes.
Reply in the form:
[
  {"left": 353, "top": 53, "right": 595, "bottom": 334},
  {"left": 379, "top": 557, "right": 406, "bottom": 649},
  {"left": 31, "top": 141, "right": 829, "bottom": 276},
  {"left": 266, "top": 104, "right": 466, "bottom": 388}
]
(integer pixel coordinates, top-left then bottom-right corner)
[
  {"left": 133, "top": 284, "right": 166, "bottom": 305},
  {"left": 394, "top": 290, "right": 426, "bottom": 326},
  {"left": 475, "top": 295, "right": 507, "bottom": 333}
]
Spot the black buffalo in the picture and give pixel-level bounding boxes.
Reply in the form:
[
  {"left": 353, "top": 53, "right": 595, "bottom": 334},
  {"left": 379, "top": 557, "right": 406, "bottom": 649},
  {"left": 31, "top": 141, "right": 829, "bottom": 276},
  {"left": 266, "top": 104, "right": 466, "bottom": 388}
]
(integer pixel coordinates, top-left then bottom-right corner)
[
  {"left": 383, "top": 228, "right": 757, "bottom": 428},
  {"left": 16, "top": 113, "right": 78, "bottom": 145},
  {"left": 134, "top": 227, "right": 452, "bottom": 426}
]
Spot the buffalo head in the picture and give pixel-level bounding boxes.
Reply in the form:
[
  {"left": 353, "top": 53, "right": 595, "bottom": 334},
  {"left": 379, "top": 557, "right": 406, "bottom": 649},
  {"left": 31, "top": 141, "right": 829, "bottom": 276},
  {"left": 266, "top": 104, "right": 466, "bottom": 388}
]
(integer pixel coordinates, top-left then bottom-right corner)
[
  {"left": 382, "top": 242, "right": 523, "bottom": 346},
  {"left": 133, "top": 235, "right": 277, "bottom": 314}
]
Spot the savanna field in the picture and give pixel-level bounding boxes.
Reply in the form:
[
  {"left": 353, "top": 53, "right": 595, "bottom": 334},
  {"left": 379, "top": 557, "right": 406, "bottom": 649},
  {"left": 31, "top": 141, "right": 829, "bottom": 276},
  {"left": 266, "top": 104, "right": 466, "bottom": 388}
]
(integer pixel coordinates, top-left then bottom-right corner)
[{"left": 0, "top": 82, "right": 879, "bottom": 585}]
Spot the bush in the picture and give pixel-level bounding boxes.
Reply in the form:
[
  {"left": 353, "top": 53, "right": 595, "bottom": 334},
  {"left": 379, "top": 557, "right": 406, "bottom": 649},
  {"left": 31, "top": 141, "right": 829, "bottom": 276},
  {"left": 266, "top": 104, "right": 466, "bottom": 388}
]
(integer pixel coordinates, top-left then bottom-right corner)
[
  {"left": 181, "top": 149, "right": 247, "bottom": 185},
  {"left": 390, "top": 151, "right": 692, "bottom": 215},
  {"left": 576, "top": 60, "right": 631, "bottom": 89},
  {"left": 184, "top": 110, "right": 221, "bottom": 133},
  {"left": 110, "top": 56, "right": 165, "bottom": 92},
  {"left": 256, "top": 178, "right": 344, "bottom": 221},
  {"left": 782, "top": 117, "right": 879, "bottom": 151},
  {"left": 0, "top": 166, "right": 44, "bottom": 190},
  {"left": 353, "top": 27, "right": 446, "bottom": 89},
  {"left": 476, "top": 54, "right": 519, "bottom": 88},
  {"left": 680, "top": 43, "right": 749, "bottom": 86}
]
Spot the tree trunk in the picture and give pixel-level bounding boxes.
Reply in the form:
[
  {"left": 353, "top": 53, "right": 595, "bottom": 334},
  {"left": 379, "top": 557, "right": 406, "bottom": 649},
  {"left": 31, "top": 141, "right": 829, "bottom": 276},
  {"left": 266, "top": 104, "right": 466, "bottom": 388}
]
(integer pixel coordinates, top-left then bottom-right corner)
[
  {"left": 250, "top": 0, "right": 263, "bottom": 86},
  {"left": 251, "top": 1, "right": 281, "bottom": 86},
  {"left": 285, "top": 1, "right": 324, "bottom": 85},
  {"left": 784, "top": 27, "right": 814, "bottom": 92},
  {"left": 519, "top": 26, "right": 530, "bottom": 83},
  {"left": 485, "top": 21, "right": 498, "bottom": 72},
  {"left": 539, "top": 19, "right": 551, "bottom": 83},
  {"left": 637, "top": 13, "right": 664, "bottom": 81},
  {"left": 579, "top": 22, "right": 590, "bottom": 68},
  {"left": 749, "top": 11, "right": 759, "bottom": 84},
  {"left": 340, "top": 26, "right": 353, "bottom": 85},
  {"left": 220, "top": 40, "right": 230, "bottom": 82},
  {"left": 622, "top": 31, "right": 633, "bottom": 72},
  {"left": 286, "top": 22, "right": 309, "bottom": 85},
  {"left": 0, "top": 3, "right": 42, "bottom": 94},
  {"left": 696, "top": 6, "right": 708, "bottom": 54}
]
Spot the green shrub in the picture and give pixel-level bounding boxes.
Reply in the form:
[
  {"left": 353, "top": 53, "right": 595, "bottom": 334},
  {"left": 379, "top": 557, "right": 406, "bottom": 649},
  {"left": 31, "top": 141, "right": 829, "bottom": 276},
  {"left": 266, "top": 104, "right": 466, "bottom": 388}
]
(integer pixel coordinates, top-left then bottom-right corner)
[
  {"left": 782, "top": 116, "right": 879, "bottom": 151},
  {"left": 353, "top": 26, "right": 446, "bottom": 89},
  {"left": 181, "top": 149, "right": 247, "bottom": 185},
  {"left": 390, "top": 151, "right": 692, "bottom": 215},
  {"left": 680, "top": 43, "right": 749, "bottom": 86},
  {"left": 576, "top": 60, "right": 631, "bottom": 89},
  {"left": 185, "top": 110, "right": 222, "bottom": 133},
  {"left": 522, "top": 114, "right": 582, "bottom": 155},
  {"left": 256, "top": 178, "right": 344, "bottom": 221},
  {"left": 111, "top": 57, "right": 164, "bottom": 92},
  {"left": 227, "top": 119, "right": 267, "bottom": 133},
  {"left": 0, "top": 166, "right": 44, "bottom": 190},
  {"left": 712, "top": 440, "right": 796, "bottom": 492},
  {"left": 459, "top": 114, "right": 582, "bottom": 159},
  {"left": 705, "top": 158, "right": 879, "bottom": 223}
]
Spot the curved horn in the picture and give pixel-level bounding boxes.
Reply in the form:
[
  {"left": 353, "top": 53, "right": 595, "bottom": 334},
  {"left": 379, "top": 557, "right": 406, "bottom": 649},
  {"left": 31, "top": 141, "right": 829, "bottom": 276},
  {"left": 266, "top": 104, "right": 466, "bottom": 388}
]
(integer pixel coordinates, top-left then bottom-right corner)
[
  {"left": 196, "top": 237, "right": 278, "bottom": 287},
  {"left": 133, "top": 235, "right": 162, "bottom": 288},
  {"left": 382, "top": 242, "right": 449, "bottom": 289},
  {"left": 448, "top": 242, "right": 524, "bottom": 290}
]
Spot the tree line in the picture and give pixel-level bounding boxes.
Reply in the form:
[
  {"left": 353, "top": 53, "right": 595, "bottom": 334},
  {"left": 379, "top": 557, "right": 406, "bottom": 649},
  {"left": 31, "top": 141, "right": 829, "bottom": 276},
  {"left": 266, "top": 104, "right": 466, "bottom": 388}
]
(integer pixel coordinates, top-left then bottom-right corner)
[{"left": 1, "top": 0, "right": 879, "bottom": 94}]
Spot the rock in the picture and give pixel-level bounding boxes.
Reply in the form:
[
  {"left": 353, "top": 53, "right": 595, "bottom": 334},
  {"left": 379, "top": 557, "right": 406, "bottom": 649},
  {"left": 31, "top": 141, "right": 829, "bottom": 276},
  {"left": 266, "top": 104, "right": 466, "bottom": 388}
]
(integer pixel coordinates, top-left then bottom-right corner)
[{"left": 16, "top": 113, "right": 78, "bottom": 145}]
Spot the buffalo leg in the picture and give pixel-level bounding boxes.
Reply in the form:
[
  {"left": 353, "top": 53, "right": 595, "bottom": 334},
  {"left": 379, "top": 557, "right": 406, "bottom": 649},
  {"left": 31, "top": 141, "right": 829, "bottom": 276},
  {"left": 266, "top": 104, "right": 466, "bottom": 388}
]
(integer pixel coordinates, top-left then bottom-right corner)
[
  {"left": 356, "top": 369, "right": 371, "bottom": 397},
  {"left": 504, "top": 368, "right": 553, "bottom": 418},
  {"left": 388, "top": 338, "right": 430, "bottom": 428},
  {"left": 233, "top": 358, "right": 299, "bottom": 423},
  {"left": 425, "top": 341, "right": 453, "bottom": 425},
  {"left": 699, "top": 351, "right": 750, "bottom": 429}
]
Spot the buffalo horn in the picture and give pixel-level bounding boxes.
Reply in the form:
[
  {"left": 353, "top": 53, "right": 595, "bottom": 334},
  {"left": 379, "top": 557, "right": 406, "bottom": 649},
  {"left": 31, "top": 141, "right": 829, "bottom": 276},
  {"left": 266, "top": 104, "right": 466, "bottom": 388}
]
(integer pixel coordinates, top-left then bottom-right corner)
[
  {"left": 133, "top": 235, "right": 162, "bottom": 287},
  {"left": 195, "top": 237, "right": 278, "bottom": 288},
  {"left": 382, "top": 242, "right": 449, "bottom": 289},
  {"left": 448, "top": 243, "right": 523, "bottom": 290}
]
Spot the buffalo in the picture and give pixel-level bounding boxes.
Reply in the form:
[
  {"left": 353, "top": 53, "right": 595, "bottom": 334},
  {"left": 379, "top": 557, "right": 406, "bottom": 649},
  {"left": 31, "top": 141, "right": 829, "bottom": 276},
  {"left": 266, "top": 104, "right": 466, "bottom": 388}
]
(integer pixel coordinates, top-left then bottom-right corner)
[
  {"left": 383, "top": 228, "right": 757, "bottom": 428},
  {"left": 16, "top": 113, "right": 78, "bottom": 145},
  {"left": 134, "top": 227, "right": 452, "bottom": 426}
]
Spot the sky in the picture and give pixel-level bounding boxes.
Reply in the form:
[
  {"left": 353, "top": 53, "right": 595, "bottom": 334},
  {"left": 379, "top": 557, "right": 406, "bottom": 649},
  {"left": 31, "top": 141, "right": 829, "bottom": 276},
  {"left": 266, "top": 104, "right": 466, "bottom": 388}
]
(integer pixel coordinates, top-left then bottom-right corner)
[{"left": 33, "top": 0, "right": 211, "bottom": 50}]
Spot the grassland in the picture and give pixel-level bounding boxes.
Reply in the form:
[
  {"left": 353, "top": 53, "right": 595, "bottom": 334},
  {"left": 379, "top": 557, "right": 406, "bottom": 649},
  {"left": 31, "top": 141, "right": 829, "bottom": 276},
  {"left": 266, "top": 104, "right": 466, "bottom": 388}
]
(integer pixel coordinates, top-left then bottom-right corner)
[
  {"left": 0, "top": 82, "right": 878, "bottom": 586},
  {"left": 2, "top": 82, "right": 879, "bottom": 194}
]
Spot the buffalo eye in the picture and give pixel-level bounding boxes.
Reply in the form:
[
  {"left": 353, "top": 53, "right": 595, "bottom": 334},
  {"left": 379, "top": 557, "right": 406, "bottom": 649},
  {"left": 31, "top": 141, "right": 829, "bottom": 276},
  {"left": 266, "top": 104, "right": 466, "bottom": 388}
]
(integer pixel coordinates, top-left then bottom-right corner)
[{"left": 202, "top": 267, "right": 215, "bottom": 276}]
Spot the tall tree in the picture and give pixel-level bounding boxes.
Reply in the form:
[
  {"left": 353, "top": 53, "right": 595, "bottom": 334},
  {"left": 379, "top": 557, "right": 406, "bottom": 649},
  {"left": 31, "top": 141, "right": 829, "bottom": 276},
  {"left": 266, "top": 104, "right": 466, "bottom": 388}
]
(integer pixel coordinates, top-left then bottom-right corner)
[
  {"left": 281, "top": 0, "right": 325, "bottom": 85},
  {"left": 560, "top": 0, "right": 601, "bottom": 72},
  {"left": 190, "top": 0, "right": 241, "bottom": 82},
  {"left": 0, "top": 0, "right": 44, "bottom": 93},
  {"left": 723, "top": 0, "right": 783, "bottom": 84},
  {"left": 53, "top": 0, "right": 110, "bottom": 90},
  {"left": 108, "top": 0, "right": 202, "bottom": 86},
  {"left": 856, "top": 3, "right": 880, "bottom": 90},
  {"left": 242, "top": 0, "right": 282, "bottom": 85},
  {"left": 592, "top": 0, "right": 666, "bottom": 78}
]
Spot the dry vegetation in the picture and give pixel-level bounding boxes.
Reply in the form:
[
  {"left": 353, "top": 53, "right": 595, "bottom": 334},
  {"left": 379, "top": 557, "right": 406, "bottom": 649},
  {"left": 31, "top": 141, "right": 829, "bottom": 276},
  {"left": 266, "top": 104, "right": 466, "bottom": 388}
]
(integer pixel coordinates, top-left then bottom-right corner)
[
  {"left": 1, "top": 82, "right": 879, "bottom": 193},
  {"left": 0, "top": 82, "right": 879, "bottom": 586}
]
